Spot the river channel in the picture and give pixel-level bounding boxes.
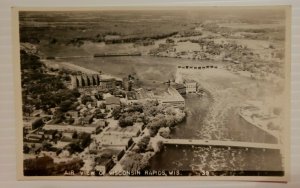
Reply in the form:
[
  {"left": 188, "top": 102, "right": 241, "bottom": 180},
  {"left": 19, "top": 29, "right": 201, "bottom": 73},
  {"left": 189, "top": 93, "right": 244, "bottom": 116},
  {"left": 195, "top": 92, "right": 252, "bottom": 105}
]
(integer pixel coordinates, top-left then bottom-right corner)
[
  {"left": 57, "top": 56, "right": 283, "bottom": 175},
  {"left": 149, "top": 92, "right": 282, "bottom": 174}
]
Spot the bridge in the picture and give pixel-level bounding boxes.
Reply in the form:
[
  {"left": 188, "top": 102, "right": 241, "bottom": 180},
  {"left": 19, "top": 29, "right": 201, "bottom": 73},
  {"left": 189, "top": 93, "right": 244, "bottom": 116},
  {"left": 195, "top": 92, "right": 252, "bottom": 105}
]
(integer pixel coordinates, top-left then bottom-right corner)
[{"left": 160, "top": 138, "right": 281, "bottom": 150}]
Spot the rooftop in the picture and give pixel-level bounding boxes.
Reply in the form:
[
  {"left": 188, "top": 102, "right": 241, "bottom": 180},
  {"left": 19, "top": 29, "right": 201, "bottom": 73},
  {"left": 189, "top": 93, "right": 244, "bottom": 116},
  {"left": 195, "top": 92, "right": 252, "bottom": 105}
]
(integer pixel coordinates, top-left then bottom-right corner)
[
  {"left": 126, "top": 91, "right": 137, "bottom": 100},
  {"left": 185, "top": 79, "right": 197, "bottom": 84},
  {"left": 95, "top": 156, "right": 112, "bottom": 166},
  {"left": 156, "top": 87, "right": 185, "bottom": 102},
  {"left": 135, "top": 88, "right": 155, "bottom": 100},
  {"left": 97, "top": 134, "right": 131, "bottom": 147},
  {"left": 105, "top": 96, "right": 120, "bottom": 105},
  {"left": 172, "top": 83, "right": 186, "bottom": 90},
  {"left": 106, "top": 125, "right": 140, "bottom": 135}
]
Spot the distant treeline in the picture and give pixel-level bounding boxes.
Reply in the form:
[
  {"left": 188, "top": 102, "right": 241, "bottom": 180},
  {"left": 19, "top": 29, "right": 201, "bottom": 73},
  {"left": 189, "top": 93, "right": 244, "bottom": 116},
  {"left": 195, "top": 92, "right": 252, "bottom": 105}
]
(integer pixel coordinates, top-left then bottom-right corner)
[
  {"left": 93, "top": 31, "right": 178, "bottom": 44},
  {"left": 20, "top": 28, "right": 178, "bottom": 47},
  {"left": 203, "top": 23, "right": 285, "bottom": 41},
  {"left": 20, "top": 25, "right": 179, "bottom": 46}
]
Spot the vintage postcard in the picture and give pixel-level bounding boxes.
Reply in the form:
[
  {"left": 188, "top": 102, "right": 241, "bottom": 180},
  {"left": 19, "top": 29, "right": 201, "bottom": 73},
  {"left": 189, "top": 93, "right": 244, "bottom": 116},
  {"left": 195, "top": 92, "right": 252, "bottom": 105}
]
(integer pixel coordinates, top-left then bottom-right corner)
[{"left": 12, "top": 6, "right": 291, "bottom": 181}]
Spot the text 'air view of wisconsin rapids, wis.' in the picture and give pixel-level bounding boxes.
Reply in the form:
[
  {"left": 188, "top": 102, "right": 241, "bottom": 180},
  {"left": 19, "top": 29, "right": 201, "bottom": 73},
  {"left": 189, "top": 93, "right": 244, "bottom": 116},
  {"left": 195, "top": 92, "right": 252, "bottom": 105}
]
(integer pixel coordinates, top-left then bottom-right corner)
[{"left": 13, "top": 6, "right": 291, "bottom": 181}]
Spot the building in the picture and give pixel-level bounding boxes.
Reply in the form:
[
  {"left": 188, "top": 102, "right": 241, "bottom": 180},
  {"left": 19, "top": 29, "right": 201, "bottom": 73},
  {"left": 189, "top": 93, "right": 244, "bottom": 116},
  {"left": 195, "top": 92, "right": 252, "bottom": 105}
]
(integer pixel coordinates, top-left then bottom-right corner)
[
  {"left": 123, "top": 77, "right": 136, "bottom": 91},
  {"left": 70, "top": 74, "right": 101, "bottom": 89},
  {"left": 94, "top": 156, "right": 114, "bottom": 174},
  {"left": 62, "top": 130, "right": 75, "bottom": 139},
  {"left": 42, "top": 130, "right": 58, "bottom": 140},
  {"left": 43, "top": 124, "right": 101, "bottom": 134},
  {"left": 66, "top": 110, "right": 79, "bottom": 118},
  {"left": 172, "top": 83, "right": 186, "bottom": 95},
  {"left": 25, "top": 133, "right": 43, "bottom": 143},
  {"left": 90, "top": 148, "right": 125, "bottom": 162},
  {"left": 125, "top": 91, "right": 138, "bottom": 104},
  {"left": 96, "top": 135, "right": 133, "bottom": 150},
  {"left": 185, "top": 80, "right": 197, "bottom": 93},
  {"left": 104, "top": 125, "right": 141, "bottom": 138},
  {"left": 156, "top": 87, "right": 185, "bottom": 107},
  {"left": 99, "top": 78, "right": 116, "bottom": 90},
  {"left": 135, "top": 88, "right": 156, "bottom": 103},
  {"left": 82, "top": 115, "right": 94, "bottom": 125},
  {"left": 105, "top": 96, "right": 121, "bottom": 110},
  {"left": 94, "top": 119, "right": 107, "bottom": 129},
  {"left": 23, "top": 117, "right": 44, "bottom": 131}
]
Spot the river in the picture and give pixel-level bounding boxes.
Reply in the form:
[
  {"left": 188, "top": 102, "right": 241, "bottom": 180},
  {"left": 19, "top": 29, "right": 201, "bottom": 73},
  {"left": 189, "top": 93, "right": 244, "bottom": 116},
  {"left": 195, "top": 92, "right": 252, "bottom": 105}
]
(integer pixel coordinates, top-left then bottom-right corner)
[
  {"left": 53, "top": 55, "right": 283, "bottom": 175},
  {"left": 149, "top": 92, "right": 282, "bottom": 175}
]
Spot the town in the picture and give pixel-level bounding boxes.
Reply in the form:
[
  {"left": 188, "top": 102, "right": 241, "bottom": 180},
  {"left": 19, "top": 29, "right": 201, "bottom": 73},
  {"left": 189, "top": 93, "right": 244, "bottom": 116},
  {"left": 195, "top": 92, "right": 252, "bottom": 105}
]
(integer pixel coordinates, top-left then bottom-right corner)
[{"left": 22, "top": 50, "right": 196, "bottom": 176}]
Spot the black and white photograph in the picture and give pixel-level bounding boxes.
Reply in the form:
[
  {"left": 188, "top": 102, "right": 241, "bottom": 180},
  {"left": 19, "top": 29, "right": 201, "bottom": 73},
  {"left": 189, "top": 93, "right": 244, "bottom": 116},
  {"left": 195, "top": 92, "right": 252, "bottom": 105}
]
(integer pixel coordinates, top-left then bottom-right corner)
[{"left": 13, "top": 6, "right": 291, "bottom": 181}]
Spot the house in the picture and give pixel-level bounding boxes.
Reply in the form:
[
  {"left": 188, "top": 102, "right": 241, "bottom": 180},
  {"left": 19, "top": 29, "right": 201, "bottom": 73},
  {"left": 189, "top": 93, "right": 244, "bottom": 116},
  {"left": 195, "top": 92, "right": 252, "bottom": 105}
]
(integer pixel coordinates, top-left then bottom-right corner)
[
  {"left": 25, "top": 133, "right": 43, "bottom": 143},
  {"left": 23, "top": 117, "right": 44, "bottom": 131},
  {"left": 105, "top": 96, "right": 121, "bottom": 110},
  {"left": 90, "top": 148, "right": 125, "bottom": 162},
  {"left": 125, "top": 91, "right": 138, "bottom": 104},
  {"left": 31, "top": 109, "right": 43, "bottom": 117},
  {"left": 40, "top": 151, "right": 57, "bottom": 158},
  {"left": 94, "top": 156, "right": 114, "bottom": 174},
  {"left": 58, "top": 136, "right": 76, "bottom": 149},
  {"left": 43, "top": 130, "right": 58, "bottom": 140},
  {"left": 94, "top": 119, "right": 107, "bottom": 129},
  {"left": 62, "top": 130, "right": 75, "bottom": 139},
  {"left": 82, "top": 115, "right": 94, "bottom": 124},
  {"left": 66, "top": 110, "right": 79, "bottom": 118}
]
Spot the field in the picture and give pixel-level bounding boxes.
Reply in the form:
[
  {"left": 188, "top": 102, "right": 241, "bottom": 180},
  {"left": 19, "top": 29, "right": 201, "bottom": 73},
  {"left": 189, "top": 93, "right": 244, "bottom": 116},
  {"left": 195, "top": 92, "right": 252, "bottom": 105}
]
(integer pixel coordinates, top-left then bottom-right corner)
[{"left": 19, "top": 10, "right": 194, "bottom": 43}]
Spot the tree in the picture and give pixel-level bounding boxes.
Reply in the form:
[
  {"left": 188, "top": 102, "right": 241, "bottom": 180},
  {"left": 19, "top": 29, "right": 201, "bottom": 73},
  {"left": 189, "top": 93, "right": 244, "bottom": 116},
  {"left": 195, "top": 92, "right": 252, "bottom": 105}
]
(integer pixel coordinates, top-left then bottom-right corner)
[
  {"left": 67, "top": 142, "right": 83, "bottom": 154},
  {"left": 112, "top": 106, "right": 121, "bottom": 120},
  {"left": 23, "top": 105, "right": 33, "bottom": 116},
  {"left": 137, "top": 136, "right": 150, "bottom": 152},
  {"left": 119, "top": 116, "right": 134, "bottom": 127},
  {"left": 127, "top": 104, "right": 143, "bottom": 113},
  {"left": 80, "top": 133, "right": 91, "bottom": 149},
  {"left": 53, "top": 109, "right": 65, "bottom": 122},
  {"left": 23, "top": 144, "right": 30, "bottom": 154},
  {"left": 24, "top": 156, "right": 54, "bottom": 176},
  {"left": 81, "top": 95, "right": 93, "bottom": 105},
  {"left": 95, "top": 111, "right": 106, "bottom": 119},
  {"left": 71, "top": 89, "right": 81, "bottom": 98},
  {"left": 42, "top": 141, "right": 53, "bottom": 151},
  {"left": 94, "top": 92, "right": 103, "bottom": 100},
  {"left": 99, "top": 103, "right": 106, "bottom": 109},
  {"left": 120, "top": 151, "right": 148, "bottom": 171},
  {"left": 159, "top": 127, "right": 171, "bottom": 138},
  {"left": 59, "top": 99, "right": 73, "bottom": 112},
  {"left": 72, "top": 131, "right": 78, "bottom": 139}
]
